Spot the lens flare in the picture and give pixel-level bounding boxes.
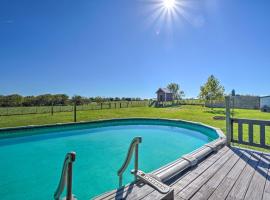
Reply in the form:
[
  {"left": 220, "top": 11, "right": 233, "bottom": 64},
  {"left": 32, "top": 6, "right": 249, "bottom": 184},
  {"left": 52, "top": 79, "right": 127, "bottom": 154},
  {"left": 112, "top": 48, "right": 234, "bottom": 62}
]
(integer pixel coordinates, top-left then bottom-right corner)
[{"left": 163, "top": 0, "right": 176, "bottom": 10}]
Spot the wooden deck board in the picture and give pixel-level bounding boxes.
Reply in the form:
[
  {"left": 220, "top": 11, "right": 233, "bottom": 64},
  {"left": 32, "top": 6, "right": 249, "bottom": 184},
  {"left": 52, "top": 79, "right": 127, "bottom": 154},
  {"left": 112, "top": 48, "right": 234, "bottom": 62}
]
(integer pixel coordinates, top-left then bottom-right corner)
[
  {"left": 142, "top": 147, "right": 229, "bottom": 200},
  {"left": 244, "top": 153, "right": 270, "bottom": 200},
  {"left": 189, "top": 149, "right": 243, "bottom": 200},
  {"left": 262, "top": 154, "right": 270, "bottom": 200},
  {"left": 93, "top": 146, "right": 270, "bottom": 200},
  {"left": 176, "top": 148, "right": 234, "bottom": 199},
  {"left": 171, "top": 146, "right": 229, "bottom": 194},
  {"left": 226, "top": 151, "right": 262, "bottom": 200},
  {"left": 208, "top": 149, "right": 252, "bottom": 200}
]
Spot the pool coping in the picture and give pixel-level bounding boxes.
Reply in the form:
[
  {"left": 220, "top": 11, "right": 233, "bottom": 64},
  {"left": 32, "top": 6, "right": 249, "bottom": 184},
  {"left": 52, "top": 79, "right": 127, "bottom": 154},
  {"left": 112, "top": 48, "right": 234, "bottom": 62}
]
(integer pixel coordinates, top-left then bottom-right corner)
[
  {"left": 0, "top": 118, "right": 225, "bottom": 137},
  {"left": 0, "top": 118, "right": 226, "bottom": 185}
]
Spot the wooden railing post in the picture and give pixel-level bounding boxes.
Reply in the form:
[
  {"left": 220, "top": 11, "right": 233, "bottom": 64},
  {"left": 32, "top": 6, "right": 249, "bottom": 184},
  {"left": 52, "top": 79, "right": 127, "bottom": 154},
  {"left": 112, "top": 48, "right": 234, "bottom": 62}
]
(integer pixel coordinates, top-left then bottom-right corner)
[
  {"left": 225, "top": 96, "right": 232, "bottom": 146},
  {"left": 260, "top": 124, "right": 266, "bottom": 147}
]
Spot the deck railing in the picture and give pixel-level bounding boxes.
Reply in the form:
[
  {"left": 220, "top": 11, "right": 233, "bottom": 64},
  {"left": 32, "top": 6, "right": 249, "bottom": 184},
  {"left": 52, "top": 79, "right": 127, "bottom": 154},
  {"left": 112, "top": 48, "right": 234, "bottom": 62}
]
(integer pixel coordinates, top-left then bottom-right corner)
[{"left": 225, "top": 96, "right": 270, "bottom": 149}]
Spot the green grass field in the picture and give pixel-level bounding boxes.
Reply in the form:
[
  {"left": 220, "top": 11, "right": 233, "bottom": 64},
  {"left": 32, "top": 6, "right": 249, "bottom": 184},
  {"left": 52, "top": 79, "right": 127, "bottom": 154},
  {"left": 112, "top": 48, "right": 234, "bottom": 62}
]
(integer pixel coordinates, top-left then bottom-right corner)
[
  {"left": 0, "top": 101, "right": 148, "bottom": 116},
  {"left": 0, "top": 105, "right": 269, "bottom": 151}
]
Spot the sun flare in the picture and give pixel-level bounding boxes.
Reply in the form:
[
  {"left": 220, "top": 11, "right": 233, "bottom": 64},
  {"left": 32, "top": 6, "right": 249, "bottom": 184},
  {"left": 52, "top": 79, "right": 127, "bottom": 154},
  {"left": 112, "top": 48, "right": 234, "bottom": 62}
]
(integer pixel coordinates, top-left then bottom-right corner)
[
  {"left": 163, "top": 0, "right": 176, "bottom": 10},
  {"left": 143, "top": 0, "right": 193, "bottom": 34}
]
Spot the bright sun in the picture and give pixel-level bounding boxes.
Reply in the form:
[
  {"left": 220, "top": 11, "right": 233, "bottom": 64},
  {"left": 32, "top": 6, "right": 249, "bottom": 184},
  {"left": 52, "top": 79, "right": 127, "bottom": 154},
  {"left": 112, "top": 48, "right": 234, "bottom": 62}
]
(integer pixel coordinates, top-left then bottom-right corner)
[{"left": 163, "top": 0, "right": 176, "bottom": 10}]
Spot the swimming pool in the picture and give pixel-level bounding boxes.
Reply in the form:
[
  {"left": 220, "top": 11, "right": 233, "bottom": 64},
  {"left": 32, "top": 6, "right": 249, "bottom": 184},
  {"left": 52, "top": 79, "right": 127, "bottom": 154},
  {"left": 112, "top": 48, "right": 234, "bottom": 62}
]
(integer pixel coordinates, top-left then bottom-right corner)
[{"left": 0, "top": 118, "right": 221, "bottom": 200}]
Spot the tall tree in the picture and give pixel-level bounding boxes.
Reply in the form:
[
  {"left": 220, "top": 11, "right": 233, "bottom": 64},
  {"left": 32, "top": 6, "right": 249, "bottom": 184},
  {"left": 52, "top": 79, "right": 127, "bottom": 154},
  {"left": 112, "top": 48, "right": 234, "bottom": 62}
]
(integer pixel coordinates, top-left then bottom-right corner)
[
  {"left": 199, "top": 75, "right": 225, "bottom": 108},
  {"left": 167, "top": 83, "right": 184, "bottom": 100}
]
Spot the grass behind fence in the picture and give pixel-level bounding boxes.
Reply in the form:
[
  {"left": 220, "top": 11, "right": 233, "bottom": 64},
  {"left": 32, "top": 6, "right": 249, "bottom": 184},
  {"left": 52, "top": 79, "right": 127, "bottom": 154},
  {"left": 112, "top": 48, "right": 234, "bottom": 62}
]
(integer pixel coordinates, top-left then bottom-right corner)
[{"left": 0, "top": 101, "right": 149, "bottom": 116}]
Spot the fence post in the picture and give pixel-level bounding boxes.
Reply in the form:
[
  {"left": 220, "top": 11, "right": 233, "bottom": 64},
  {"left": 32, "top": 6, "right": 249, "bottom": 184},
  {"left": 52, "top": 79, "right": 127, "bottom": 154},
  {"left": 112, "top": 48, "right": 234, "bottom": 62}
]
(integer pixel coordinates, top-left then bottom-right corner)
[
  {"left": 74, "top": 103, "right": 77, "bottom": 122},
  {"left": 120, "top": 103, "right": 122, "bottom": 108},
  {"left": 101, "top": 103, "right": 103, "bottom": 110},
  {"left": 225, "top": 96, "right": 231, "bottom": 147},
  {"left": 51, "top": 103, "right": 54, "bottom": 116}
]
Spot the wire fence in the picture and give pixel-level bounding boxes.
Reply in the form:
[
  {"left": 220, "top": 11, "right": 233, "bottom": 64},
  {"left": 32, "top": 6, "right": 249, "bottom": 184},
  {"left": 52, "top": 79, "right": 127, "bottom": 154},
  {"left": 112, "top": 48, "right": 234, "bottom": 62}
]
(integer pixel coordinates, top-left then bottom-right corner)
[{"left": 0, "top": 101, "right": 149, "bottom": 116}]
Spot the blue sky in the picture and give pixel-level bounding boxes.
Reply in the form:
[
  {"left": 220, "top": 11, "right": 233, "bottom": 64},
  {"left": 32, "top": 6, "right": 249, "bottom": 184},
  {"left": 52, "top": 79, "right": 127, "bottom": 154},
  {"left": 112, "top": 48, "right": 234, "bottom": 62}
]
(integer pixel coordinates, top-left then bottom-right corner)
[{"left": 0, "top": 0, "right": 270, "bottom": 98}]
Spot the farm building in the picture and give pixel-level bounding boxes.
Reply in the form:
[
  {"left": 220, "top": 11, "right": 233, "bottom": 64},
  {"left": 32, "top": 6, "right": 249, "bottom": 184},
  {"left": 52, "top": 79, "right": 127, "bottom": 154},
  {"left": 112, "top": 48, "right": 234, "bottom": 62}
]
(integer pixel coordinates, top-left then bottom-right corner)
[
  {"left": 260, "top": 96, "right": 270, "bottom": 112},
  {"left": 156, "top": 88, "right": 173, "bottom": 102}
]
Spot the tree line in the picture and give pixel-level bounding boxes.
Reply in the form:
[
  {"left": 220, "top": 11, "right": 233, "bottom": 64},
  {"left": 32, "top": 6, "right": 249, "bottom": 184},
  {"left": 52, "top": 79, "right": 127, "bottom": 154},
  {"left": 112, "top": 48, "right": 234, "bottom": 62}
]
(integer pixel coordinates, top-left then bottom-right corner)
[
  {"left": 1, "top": 75, "right": 228, "bottom": 107},
  {"left": 0, "top": 94, "right": 144, "bottom": 107}
]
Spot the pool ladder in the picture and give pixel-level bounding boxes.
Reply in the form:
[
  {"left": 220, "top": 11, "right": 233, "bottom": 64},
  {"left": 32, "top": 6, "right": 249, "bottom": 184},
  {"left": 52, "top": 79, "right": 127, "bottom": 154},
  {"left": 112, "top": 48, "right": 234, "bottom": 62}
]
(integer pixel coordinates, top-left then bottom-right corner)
[
  {"left": 117, "top": 137, "right": 142, "bottom": 187},
  {"left": 54, "top": 152, "right": 76, "bottom": 200}
]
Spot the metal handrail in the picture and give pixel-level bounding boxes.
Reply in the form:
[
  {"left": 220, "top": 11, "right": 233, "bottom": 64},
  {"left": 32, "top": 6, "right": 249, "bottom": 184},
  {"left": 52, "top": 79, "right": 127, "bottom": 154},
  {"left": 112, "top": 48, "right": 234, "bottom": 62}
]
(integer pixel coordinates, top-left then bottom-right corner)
[
  {"left": 117, "top": 137, "right": 142, "bottom": 187},
  {"left": 54, "top": 152, "right": 76, "bottom": 200}
]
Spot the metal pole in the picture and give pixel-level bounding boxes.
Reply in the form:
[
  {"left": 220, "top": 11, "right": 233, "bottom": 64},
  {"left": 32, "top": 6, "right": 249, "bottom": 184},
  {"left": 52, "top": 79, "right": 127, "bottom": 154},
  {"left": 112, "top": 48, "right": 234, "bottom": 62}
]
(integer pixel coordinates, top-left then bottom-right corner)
[
  {"left": 119, "top": 175, "right": 122, "bottom": 188},
  {"left": 134, "top": 144, "right": 139, "bottom": 181},
  {"left": 225, "top": 96, "right": 231, "bottom": 146},
  {"left": 66, "top": 162, "right": 73, "bottom": 200}
]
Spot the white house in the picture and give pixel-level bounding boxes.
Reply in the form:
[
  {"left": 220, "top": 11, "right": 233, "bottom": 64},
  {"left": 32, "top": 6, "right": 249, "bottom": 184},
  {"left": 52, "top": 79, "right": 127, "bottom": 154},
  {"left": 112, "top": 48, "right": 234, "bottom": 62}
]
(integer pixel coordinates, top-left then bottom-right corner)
[{"left": 260, "top": 96, "right": 270, "bottom": 111}]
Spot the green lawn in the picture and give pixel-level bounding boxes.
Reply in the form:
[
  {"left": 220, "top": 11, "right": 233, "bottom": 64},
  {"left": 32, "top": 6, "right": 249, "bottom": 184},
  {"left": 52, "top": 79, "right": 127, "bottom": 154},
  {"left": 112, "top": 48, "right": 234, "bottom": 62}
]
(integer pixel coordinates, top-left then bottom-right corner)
[{"left": 0, "top": 105, "right": 269, "bottom": 151}]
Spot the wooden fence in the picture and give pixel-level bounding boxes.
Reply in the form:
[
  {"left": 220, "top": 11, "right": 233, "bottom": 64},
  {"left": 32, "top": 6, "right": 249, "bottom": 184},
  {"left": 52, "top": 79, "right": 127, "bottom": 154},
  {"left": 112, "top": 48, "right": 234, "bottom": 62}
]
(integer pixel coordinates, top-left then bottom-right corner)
[
  {"left": 226, "top": 96, "right": 270, "bottom": 149},
  {"left": 0, "top": 101, "right": 149, "bottom": 116}
]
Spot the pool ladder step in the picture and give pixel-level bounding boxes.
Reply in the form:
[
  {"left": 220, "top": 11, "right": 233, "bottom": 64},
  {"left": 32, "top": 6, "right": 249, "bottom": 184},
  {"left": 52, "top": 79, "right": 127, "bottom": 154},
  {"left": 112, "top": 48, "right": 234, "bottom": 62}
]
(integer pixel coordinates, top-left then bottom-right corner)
[{"left": 131, "top": 170, "right": 171, "bottom": 194}]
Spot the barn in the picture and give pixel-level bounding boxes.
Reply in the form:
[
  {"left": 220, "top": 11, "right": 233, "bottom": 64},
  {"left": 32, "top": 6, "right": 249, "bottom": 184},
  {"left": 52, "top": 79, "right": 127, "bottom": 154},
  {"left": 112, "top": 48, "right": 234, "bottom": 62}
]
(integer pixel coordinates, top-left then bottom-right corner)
[{"left": 156, "top": 88, "right": 173, "bottom": 102}]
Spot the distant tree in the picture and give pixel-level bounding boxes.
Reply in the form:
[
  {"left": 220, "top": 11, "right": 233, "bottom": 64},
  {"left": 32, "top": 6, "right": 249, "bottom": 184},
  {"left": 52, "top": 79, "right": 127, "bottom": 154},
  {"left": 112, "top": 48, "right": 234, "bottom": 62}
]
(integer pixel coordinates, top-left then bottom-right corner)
[
  {"left": 71, "top": 95, "right": 84, "bottom": 105},
  {"left": 94, "top": 96, "right": 103, "bottom": 104},
  {"left": 35, "top": 94, "right": 54, "bottom": 106},
  {"left": 22, "top": 96, "right": 36, "bottom": 106},
  {"left": 199, "top": 75, "right": 225, "bottom": 108},
  {"left": 167, "top": 83, "right": 185, "bottom": 100},
  {"left": 53, "top": 94, "right": 69, "bottom": 105},
  {"left": 2, "top": 94, "right": 24, "bottom": 107}
]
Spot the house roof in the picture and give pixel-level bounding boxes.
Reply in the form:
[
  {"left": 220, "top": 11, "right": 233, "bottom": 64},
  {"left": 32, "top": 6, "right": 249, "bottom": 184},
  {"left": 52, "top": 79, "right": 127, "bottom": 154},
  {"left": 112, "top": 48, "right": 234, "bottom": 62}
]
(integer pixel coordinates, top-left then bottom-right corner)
[
  {"left": 156, "top": 88, "right": 173, "bottom": 94},
  {"left": 261, "top": 95, "right": 270, "bottom": 98}
]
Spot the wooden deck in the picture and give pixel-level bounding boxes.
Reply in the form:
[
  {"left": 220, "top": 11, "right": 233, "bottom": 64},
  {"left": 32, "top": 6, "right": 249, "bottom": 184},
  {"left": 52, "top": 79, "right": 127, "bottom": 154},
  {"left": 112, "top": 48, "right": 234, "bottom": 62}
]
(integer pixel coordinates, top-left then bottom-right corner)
[{"left": 94, "top": 146, "right": 270, "bottom": 200}]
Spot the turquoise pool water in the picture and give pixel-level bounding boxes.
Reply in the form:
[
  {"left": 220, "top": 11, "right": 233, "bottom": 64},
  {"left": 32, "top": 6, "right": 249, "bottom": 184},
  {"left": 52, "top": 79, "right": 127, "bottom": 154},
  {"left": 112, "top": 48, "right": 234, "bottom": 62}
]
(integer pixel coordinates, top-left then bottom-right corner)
[{"left": 0, "top": 119, "right": 218, "bottom": 200}]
